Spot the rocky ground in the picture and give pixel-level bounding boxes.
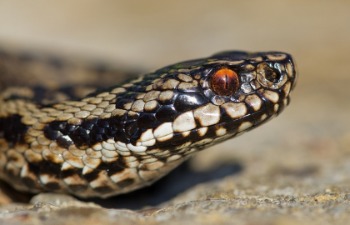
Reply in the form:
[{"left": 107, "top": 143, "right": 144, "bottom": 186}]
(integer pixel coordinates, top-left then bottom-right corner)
[{"left": 0, "top": 1, "right": 350, "bottom": 224}]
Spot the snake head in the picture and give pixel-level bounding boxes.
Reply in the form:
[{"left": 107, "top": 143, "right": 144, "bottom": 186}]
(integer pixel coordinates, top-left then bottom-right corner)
[
  {"left": 200, "top": 51, "right": 297, "bottom": 117},
  {"left": 43, "top": 51, "right": 297, "bottom": 161},
  {"left": 131, "top": 51, "right": 297, "bottom": 154},
  {"left": 41, "top": 51, "right": 296, "bottom": 160}
]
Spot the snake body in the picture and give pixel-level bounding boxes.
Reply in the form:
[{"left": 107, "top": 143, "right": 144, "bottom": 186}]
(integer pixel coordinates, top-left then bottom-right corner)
[{"left": 0, "top": 50, "right": 297, "bottom": 198}]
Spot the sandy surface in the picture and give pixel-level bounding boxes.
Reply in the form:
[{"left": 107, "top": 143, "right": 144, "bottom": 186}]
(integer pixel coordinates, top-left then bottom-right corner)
[{"left": 0, "top": 1, "right": 350, "bottom": 224}]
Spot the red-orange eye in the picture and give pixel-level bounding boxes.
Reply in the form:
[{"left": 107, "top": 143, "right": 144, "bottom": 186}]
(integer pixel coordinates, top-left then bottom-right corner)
[{"left": 210, "top": 68, "right": 239, "bottom": 96}]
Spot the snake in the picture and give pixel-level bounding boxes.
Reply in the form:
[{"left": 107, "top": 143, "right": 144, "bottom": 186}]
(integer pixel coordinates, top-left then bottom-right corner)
[{"left": 0, "top": 48, "right": 297, "bottom": 198}]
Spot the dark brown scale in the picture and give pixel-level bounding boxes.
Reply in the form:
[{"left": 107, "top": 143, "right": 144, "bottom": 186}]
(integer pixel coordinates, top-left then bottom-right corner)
[
  {"left": 125, "top": 121, "right": 139, "bottom": 137},
  {"left": 67, "top": 184, "right": 89, "bottom": 193},
  {"left": 94, "top": 186, "right": 116, "bottom": 194},
  {"left": 115, "top": 178, "right": 135, "bottom": 188},
  {"left": 136, "top": 113, "right": 159, "bottom": 129},
  {"left": 56, "top": 136, "right": 74, "bottom": 148},
  {"left": 155, "top": 105, "right": 178, "bottom": 122},
  {"left": 60, "top": 167, "right": 81, "bottom": 179},
  {"left": 173, "top": 92, "right": 209, "bottom": 112},
  {"left": 83, "top": 169, "right": 102, "bottom": 182}
]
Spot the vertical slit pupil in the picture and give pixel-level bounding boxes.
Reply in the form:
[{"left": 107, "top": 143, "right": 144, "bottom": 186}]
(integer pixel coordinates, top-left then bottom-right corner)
[{"left": 224, "top": 74, "right": 228, "bottom": 89}]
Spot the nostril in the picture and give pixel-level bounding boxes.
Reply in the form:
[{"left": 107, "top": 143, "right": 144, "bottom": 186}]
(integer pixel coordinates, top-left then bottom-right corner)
[{"left": 257, "top": 63, "right": 287, "bottom": 89}]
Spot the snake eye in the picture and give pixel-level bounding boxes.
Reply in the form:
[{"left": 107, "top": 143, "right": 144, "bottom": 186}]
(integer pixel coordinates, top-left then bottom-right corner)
[
  {"left": 210, "top": 68, "right": 239, "bottom": 96},
  {"left": 257, "top": 63, "right": 287, "bottom": 89}
]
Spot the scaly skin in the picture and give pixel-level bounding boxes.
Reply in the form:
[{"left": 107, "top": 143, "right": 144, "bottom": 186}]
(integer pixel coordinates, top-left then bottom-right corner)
[{"left": 0, "top": 50, "right": 297, "bottom": 198}]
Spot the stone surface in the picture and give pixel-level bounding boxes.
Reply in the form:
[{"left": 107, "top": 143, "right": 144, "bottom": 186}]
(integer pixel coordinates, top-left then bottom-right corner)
[{"left": 0, "top": 1, "right": 350, "bottom": 224}]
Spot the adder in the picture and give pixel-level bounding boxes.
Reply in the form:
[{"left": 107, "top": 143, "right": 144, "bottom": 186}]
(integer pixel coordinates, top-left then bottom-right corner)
[{"left": 0, "top": 49, "right": 297, "bottom": 198}]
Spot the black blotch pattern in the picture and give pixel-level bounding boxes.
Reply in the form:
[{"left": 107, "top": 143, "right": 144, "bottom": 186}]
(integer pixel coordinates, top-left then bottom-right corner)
[
  {"left": 173, "top": 92, "right": 209, "bottom": 112},
  {"left": 155, "top": 105, "right": 177, "bottom": 122},
  {"left": 94, "top": 186, "right": 115, "bottom": 194},
  {"left": 0, "top": 114, "right": 28, "bottom": 146},
  {"left": 61, "top": 168, "right": 80, "bottom": 179},
  {"left": 43, "top": 182, "right": 61, "bottom": 191},
  {"left": 82, "top": 169, "right": 101, "bottom": 182},
  {"left": 81, "top": 160, "right": 126, "bottom": 184},
  {"left": 19, "top": 160, "right": 62, "bottom": 190},
  {"left": 137, "top": 113, "right": 159, "bottom": 129},
  {"left": 116, "top": 178, "right": 134, "bottom": 188},
  {"left": 100, "top": 160, "right": 126, "bottom": 175},
  {"left": 26, "top": 161, "right": 62, "bottom": 178},
  {"left": 125, "top": 121, "right": 139, "bottom": 139},
  {"left": 44, "top": 116, "right": 126, "bottom": 148},
  {"left": 68, "top": 184, "right": 89, "bottom": 193}
]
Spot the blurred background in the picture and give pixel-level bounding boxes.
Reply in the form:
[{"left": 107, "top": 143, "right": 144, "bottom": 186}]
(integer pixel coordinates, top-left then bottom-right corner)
[{"left": 0, "top": 0, "right": 349, "bottom": 213}]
